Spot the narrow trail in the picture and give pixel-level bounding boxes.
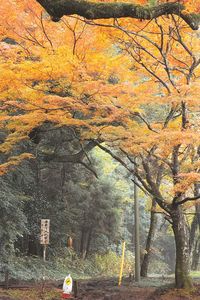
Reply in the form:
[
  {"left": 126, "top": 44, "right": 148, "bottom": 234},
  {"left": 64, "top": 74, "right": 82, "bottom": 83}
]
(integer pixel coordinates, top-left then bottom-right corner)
[
  {"left": 72, "top": 277, "right": 200, "bottom": 300},
  {"left": 0, "top": 277, "right": 200, "bottom": 300}
]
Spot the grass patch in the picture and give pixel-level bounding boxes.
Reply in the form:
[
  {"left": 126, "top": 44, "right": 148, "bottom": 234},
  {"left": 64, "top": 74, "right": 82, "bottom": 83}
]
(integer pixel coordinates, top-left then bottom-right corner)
[
  {"left": 0, "top": 287, "right": 61, "bottom": 300},
  {"left": 190, "top": 271, "right": 200, "bottom": 278}
]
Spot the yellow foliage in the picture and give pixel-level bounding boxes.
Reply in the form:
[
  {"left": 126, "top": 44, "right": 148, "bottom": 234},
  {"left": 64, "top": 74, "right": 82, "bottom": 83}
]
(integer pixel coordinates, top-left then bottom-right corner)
[
  {"left": 0, "top": 153, "right": 34, "bottom": 175},
  {"left": 0, "top": 0, "right": 200, "bottom": 210},
  {"left": 174, "top": 173, "right": 200, "bottom": 194}
]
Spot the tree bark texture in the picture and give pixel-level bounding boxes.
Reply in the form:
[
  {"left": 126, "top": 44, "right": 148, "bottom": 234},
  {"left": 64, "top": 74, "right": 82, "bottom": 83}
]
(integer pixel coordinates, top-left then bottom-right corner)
[
  {"left": 189, "top": 184, "right": 200, "bottom": 269},
  {"left": 80, "top": 227, "right": 86, "bottom": 257},
  {"left": 140, "top": 198, "right": 157, "bottom": 277},
  {"left": 36, "top": 0, "right": 200, "bottom": 30},
  {"left": 171, "top": 206, "right": 192, "bottom": 289},
  {"left": 4, "top": 270, "right": 9, "bottom": 289},
  {"left": 190, "top": 211, "right": 199, "bottom": 253},
  {"left": 85, "top": 227, "right": 93, "bottom": 258},
  {"left": 189, "top": 203, "right": 200, "bottom": 269},
  {"left": 191, "top": 237, "right": 200, "bottom": 270}
]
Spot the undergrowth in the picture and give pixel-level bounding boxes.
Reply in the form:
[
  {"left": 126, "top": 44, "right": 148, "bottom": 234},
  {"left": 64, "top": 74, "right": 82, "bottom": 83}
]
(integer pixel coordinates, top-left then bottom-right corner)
[{"left": 0, "top": 249, "right": 134, "bottom": 282}]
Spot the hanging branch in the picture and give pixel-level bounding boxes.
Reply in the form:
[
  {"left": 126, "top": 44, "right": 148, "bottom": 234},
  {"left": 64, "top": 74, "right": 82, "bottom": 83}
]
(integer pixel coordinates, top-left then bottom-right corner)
[{"left": 36, "top": 1, "right": 200, "bottom": 30}]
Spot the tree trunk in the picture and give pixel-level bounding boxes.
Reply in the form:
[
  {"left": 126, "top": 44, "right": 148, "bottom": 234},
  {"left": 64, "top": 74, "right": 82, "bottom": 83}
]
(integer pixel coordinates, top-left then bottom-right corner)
[
  {"left": 80, "top": 227, "right": 86, "bottom": 258},
  {"left": 189, "top": 210, "right": 200, "bottom": 270},
  {"left": 189, "top": 213, "right": 198, "bottom": 253},
  {"left": 190, "top": 185, "right": 200, "bottom": 253},
  {"left": 140, "top": 199, "right": 157, "bottom": 277},
  {"left": 85, "top": 228, "right": 93, "bottom": 259},
  {"left": 4, "top": 270, "right": 9, "bottom": 289},
  {"left": 191, "top": 237, "right": 200, "bottom": 270},
  {"left": 189, "top": 185, "right": 200, "bottom": 269},
  {"left": 171, "top": 206, "right": 192, "bottom": 289},
  {"left": 28, "top": 235, "right": 38, "bottom": 256}
]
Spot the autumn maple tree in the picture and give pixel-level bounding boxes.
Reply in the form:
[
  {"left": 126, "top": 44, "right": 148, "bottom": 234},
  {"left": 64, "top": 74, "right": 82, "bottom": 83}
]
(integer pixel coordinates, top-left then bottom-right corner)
[{"left": 1, "top": 0, "right": 200, "bottom": 289}]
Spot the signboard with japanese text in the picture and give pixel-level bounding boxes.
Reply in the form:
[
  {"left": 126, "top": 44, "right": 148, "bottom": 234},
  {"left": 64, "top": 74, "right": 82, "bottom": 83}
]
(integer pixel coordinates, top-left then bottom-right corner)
[{"left": 40, "top": 219, "right": 50, "bottom": 245}]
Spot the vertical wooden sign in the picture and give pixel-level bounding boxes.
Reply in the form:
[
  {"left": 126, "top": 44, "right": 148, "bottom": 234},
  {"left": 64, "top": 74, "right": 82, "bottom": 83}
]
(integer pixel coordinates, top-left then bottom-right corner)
[{"left": 40, "top": 219, "right": 50, "bottom": 261}]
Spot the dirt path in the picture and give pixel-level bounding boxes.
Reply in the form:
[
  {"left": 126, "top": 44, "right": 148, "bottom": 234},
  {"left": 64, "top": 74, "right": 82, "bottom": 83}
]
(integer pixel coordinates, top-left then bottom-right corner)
[
  {"left": 77, "top": 285, "right": 156, "bottom": 300},
  {"left": 75, "top": 278, "right": 200, "bottom": 300},
  {"left": 0, "top": 277, "right": 200, "bottom": 300}
]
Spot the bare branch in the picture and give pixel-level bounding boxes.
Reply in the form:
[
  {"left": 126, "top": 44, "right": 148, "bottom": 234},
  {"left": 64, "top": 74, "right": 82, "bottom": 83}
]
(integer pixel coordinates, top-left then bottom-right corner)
[
  {"left": 176, "top": 194, "right": 200, "bottom": 206},
  {"left": 79, "top": 161, "right": 98, "bottom": 178},
  {"left": 131, "top": 112, "right": 158, "bottom": 133}
]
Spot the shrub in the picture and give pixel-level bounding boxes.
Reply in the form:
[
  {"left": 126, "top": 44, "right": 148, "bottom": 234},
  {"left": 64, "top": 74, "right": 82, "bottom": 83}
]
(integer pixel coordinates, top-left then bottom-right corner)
[{"left": 92, "top": 250, "right": 134, "bottom": 277}]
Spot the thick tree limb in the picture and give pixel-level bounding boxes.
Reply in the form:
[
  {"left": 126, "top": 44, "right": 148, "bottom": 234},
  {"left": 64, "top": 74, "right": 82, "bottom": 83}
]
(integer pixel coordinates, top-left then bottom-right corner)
[
  {"left": 41, "top": 140, "right": 98, "bottom": 176},
  {"left": 41, "top": 140, "right": 97, "bottom": 163},
  {"left": 176, "top": 194, "right": 200, "bottom": 206},
  {"left": 36, "top": 0, "right": 200, "bottom": 30}
]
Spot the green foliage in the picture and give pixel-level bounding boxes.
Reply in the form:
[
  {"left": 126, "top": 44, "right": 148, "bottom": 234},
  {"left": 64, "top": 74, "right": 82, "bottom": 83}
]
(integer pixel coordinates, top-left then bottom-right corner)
[
  {"left": 0, "top": 178, "right": 27, "bottom": 271},
  {"left": 148, "top": 0, "right": 157, "bottom": 7},
  {"left": 190, "top": 271, "right": 200, "bottom": 277},
  {"left": 93, "top": 250, "right": 134, "bottom": 276},
  {"left": 0, "top": 249, "right": 134, "bottom": 281},
  {"left": 1, "top": 128, "right": 134, "bottom": 269},
  {"left": 0, "top": 252, "right": 89, "bottom": 281},
  {"left": 0, "top": 128, "right": 176, "bottom": 278},
  {"left": 148, "top": 257, "right": 171, "bottom": 275}
]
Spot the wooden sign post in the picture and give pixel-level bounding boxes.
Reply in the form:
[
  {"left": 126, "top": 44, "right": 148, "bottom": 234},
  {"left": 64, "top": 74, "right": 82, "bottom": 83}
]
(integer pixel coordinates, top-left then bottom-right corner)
[{"left": 40, "top": 219, "right": 50, "bottom": 261}]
